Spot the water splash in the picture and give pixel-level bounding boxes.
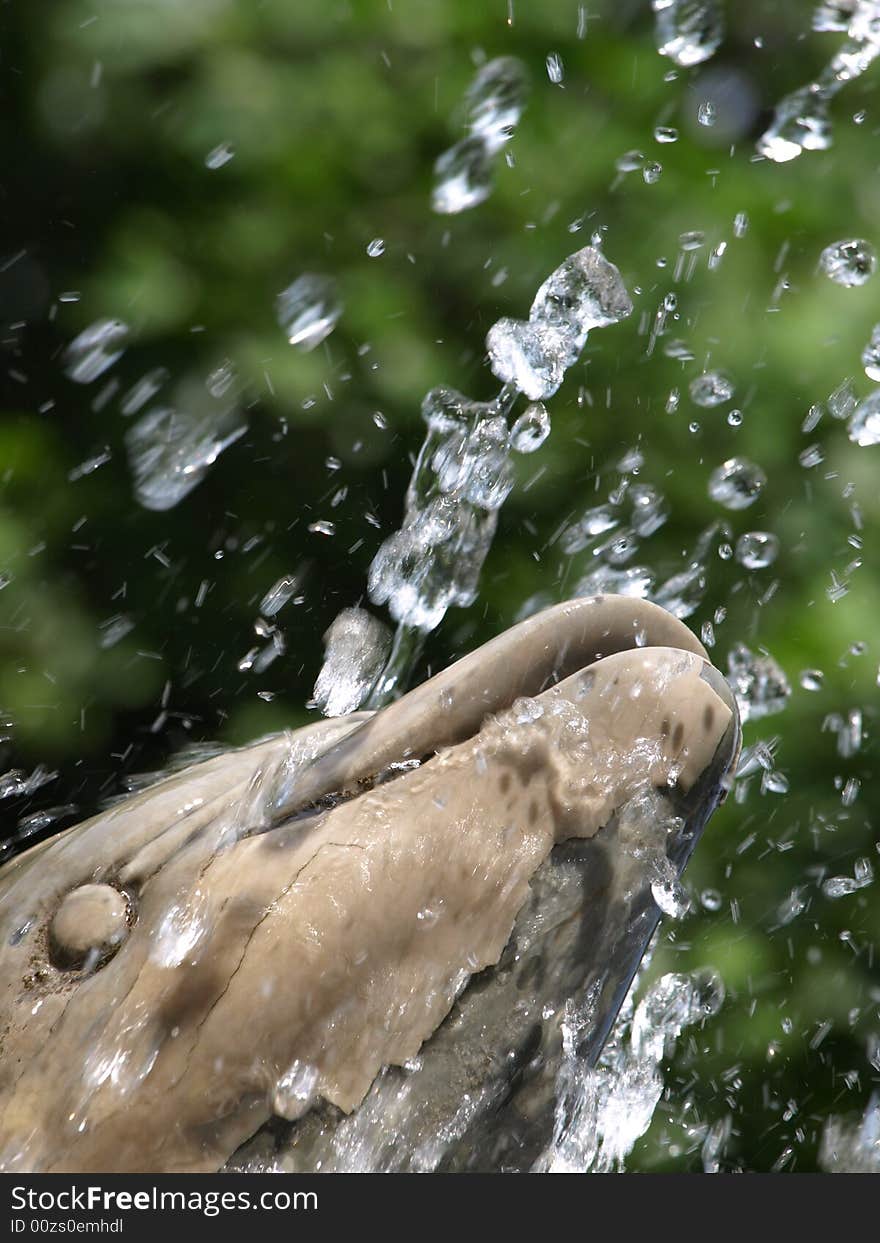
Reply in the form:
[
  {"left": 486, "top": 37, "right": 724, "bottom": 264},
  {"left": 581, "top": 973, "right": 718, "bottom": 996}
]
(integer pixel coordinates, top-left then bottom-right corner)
[
  {"left": 820, "top": 1093, "right": 880, "bottom": 1170},
  {"left": 313, "top": 608, "right": 391, "bottom": 717},
  {"left": 537, "top": 966, "right": 725, "bottom": 1172},
  {"left": 366, "top": 243, "right": 632, "bottom": 698},
  {"left": 758, "top": 3, "right": 880, "bottom": 162},
  {"left": 486, "top": 246, "right": 633, "bottom": 399}
]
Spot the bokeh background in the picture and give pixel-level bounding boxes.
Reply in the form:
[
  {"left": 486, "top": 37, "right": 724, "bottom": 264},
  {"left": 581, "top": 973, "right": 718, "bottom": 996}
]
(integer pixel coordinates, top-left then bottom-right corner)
[{"left": 1, "top": 0, "right": 879, "bottom": 1171}]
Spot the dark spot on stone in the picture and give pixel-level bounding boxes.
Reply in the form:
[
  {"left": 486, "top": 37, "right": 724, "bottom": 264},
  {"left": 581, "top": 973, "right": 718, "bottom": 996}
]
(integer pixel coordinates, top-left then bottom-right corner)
[
  {"left": 703, "top": 705, "right": 715, "bottom": 732},
  {"left": 528, "top": 799, "right": 539, "bottom": 825},
  {"left": 672, "top": 721, "right": 685, "bottom": 749},
  {"left": 500, "top": 772, "right": 512, "bottom": 795},
  {"left": 660, "top": 717, "right": 670, "bottom": 738}
]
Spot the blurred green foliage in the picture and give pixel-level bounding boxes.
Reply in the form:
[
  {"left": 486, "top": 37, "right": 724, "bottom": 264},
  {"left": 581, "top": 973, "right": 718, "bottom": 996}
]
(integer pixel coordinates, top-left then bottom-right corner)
[{"left": 1, "top": 0, "right": 879, "bottom": 1171}]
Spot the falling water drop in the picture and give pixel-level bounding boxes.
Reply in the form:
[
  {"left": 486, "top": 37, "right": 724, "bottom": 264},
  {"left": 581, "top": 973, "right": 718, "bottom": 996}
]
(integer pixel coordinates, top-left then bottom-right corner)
[
  {"left": 689, "top": 370, "right": 735, "bottom": 407},
  {"left": 205, "top": 142, "right": 234, "bottom": 169},
  {"left": 847, "top": 391, "right": 880, "bottom": 446},
  {"left": 861, "top": 323, "right": 880, "bottom": 380},
  {"left": 509, "top": 403, "right": 551, "bottom": 453},
  {"left": 652, "top": 0, "right": 724, "bottom": 68},
  {"left": 276, "top": 274, "right": 343, "bottom": 350},
  {"left": 546, "top": 52, "right": 564, "bottom": 84},
  {"left": 697, "top": 99, "right": 717, "bottom": 127},
  {"left": 735, "top": 531, "right": 779, "bottom": 569},
  {"left": 708, "top": 457, "right": 766, "bottom": 509},
  {"left": 819, "top": 238, "right": 877, "bottom": 287}
]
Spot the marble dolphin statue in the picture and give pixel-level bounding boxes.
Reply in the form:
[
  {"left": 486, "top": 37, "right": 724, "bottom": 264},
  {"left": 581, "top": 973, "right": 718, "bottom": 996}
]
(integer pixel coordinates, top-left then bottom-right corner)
[{"left": 0, "top": 595, "right": 740, "bottom": 1173}]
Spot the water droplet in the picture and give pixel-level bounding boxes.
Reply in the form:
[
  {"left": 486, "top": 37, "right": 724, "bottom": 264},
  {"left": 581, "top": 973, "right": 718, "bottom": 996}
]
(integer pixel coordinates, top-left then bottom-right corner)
[
  {"left": 799, "top": 669, "right": 825, "bottom": 692},
  {"left": 276, "top": 273, "right": 343, "bottom": 350},
  {"left": 679, "top": 229, "right": 705, "bottom": 251},
  {"left": 733, "top": 211, "right": 750, "bottom": 237},
  {"left": 799, "top": 443, "right": 825, "bottom": 469},
  {"left": 125, "top": 407, "right": 246, "bottom": 512},
  {"left": 366, "top": 238, "right": 385, "bottom": 258},
  {"left": 204, "top": 142, "right": 234, "bottom": 169},
  {"left": 708, "top": 457, "right": 766, "bottom": 509},
  {"left": 848, "top": 390, "right": 880, "bottom": 445},
  {"left": 260, "top": 575, "right": 299, "bottom": 618},
  {"left": 813, "top": 2, "right": 859, "bottom": 35},
  {"left": 509, "top": 402, "right": 550, "bottom": 453},
  {"left": 643, "top": 161, "right": 663, "bottom": 184},
  {"left": 689, "top": 369, "right": 734, "bottom": 407},
  {"left": 727, "top": 408, "right": 743, "bottom": 427},
  {"left": 616, "top": 149, "right": 646, "bottom": 173},
  {"left": 546, "top": 52, "right": 564, "bottom": 84},
  {"left": 313, "top": 608, "right": 391, "bottom": 717},
  {"left": 861, "top": 323, "right": 880, "bottom": 380},
  {"left": 64, "top": 319, "right": 129, "bottom": 384},
  {"left": 653, "top": 0, "right": 724, "bottom": 68},
  {"left": 735, "top": 530, "right": 778, "bottom": 569},
  {"left": 759, "top": 85, "right": 833, "bottom": 163},
  {"left": 727, "top": 643, "right": 790, "bottom": 723},
  {"left": 274, "top": 1061, "right": 319, "bottom": 1121},
  {"left": 432, "top": 138, "right": 493, "bottom": 214},
  {"left": 697, "top": 99, "right": 716, "bottom": 127},
  {"left": 654, "top": 124, "right": 679, "bottom": 143},
  {"left": 819, "top": 238, "right": 877, "bottom": 287},
  {"left": 433, "top": 57, "right": 529, "bottom": 214},
  {"left": 465, "top": 56, "right": 530, "bottom": 150}
]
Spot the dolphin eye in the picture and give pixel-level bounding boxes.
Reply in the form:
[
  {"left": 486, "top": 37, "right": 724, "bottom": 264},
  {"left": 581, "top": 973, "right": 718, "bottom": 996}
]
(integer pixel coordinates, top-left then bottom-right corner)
[{"left": 49, "top": 883, "right": 131, "bottom": 969}]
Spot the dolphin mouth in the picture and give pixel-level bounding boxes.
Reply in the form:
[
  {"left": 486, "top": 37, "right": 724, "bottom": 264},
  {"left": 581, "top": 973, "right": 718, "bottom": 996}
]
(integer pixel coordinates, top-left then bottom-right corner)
[{"left": 0, "top": 596, "right": 740, "bottom": 1174}]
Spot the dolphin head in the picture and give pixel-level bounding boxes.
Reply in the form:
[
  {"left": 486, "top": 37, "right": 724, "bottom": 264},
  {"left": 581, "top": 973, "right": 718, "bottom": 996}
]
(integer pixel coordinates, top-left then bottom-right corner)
[{"left": 0, "top": 596, "right": 739, "bottom": 1172}]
